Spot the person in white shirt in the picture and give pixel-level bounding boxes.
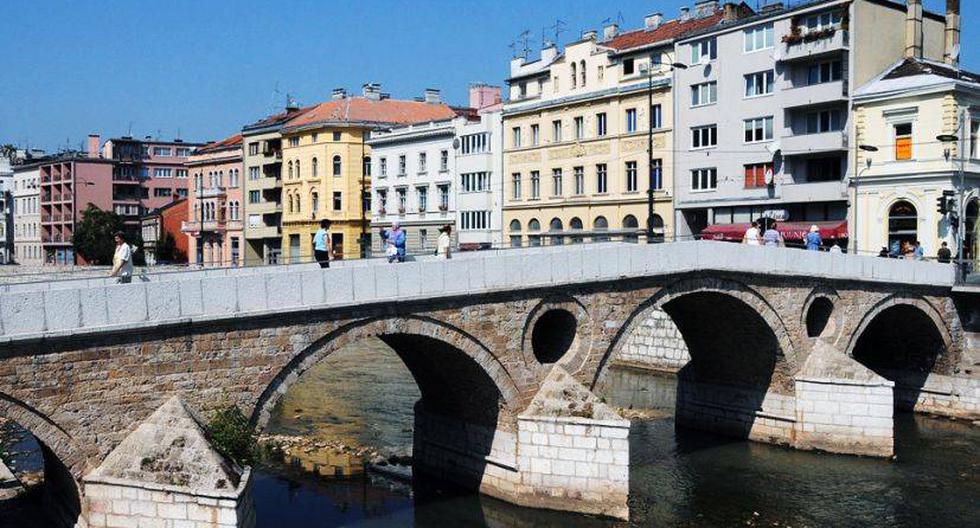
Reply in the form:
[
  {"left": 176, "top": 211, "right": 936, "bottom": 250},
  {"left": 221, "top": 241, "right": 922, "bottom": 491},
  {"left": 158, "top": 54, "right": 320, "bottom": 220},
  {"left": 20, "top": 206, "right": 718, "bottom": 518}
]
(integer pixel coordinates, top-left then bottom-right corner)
[
  {"left": 109, "top": 231, "right": 134, "bottom": 283},
  {"left": 435, "top": 224, "right": 452, "bottom": 259},
  {"left": 743, "top": 221, "right": 762, "bottom": 246}
]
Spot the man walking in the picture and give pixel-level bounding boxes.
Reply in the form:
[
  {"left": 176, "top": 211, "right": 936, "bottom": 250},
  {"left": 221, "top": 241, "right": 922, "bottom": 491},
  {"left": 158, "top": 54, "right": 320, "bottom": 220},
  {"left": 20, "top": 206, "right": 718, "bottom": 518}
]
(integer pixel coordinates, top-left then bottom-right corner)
[
  {"left": 313, "top": 219, "right": 332, "bottom": 268},
  {"left": 109, "top": 231, "right": 134, "bottom": 284}
]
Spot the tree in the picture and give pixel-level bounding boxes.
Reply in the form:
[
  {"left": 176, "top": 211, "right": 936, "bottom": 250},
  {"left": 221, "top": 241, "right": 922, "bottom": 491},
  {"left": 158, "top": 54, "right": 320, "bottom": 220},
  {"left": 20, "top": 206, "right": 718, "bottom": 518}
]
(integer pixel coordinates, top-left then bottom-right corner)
[{"left": 73, "top": 204, "right": 124, "bottom": 265}]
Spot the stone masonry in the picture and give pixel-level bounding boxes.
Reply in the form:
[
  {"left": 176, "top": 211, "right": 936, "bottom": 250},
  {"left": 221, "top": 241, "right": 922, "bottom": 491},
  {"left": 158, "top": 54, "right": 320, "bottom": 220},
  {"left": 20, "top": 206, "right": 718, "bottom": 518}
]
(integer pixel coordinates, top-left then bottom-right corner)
[
  {"left": 616, "top": 307, "right": 690, "bottom": 372},
  {"left": 0, "top": 242, "right": 977, "bottom": 526}
]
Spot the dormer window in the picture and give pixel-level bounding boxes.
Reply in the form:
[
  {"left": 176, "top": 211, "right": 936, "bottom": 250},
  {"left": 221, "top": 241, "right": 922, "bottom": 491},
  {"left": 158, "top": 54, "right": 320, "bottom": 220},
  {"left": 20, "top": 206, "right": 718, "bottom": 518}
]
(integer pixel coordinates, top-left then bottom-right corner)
[{"left": 623, "top": 58, "right": 635, "bottom": 75}]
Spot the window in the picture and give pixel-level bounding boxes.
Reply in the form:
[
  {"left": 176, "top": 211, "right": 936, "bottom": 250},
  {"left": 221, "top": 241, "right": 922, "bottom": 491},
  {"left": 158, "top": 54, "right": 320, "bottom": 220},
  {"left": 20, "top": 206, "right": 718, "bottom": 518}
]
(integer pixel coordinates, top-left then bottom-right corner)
[
  {"left": 651, "top": 104, "right": 662, "bottom": 129},
  {"left": 248, "top": 143, "right": 259, "bottom": 156},
  {"left": 971, "top": 121, "right": 979, "bottom": 159},
  {"left": 519, "top": 82, "right": 528, "bottom": 99},
  {"left": 744, "top": 23, "right": 774, "bottom": 52},
  {"left": 626, "top": 109, "right": 637, "bottom": 133},
  {"left": 692, "top": 125, "right": 718, "bottom": 149},
  {"left": 396, "top": 188, "right": 407, "bottom": 211},
  {"left": 175, "top": 147, "right": 191, "bottom": 157},
  {"left": 805, "top": 109, "right": 843, "bottom": 133},
  {"left": 398, "top": 155, "right": 406, "bottom": 176},
  {"left": 229, "top": 169, "right": 239, "bottom": 187},
  {"left": 745, "top": 70, "right": 775, "bottom": 97},
  {"left": 440, "top": 150, "right": 448, "bottom": 171},
  {"left": 460, "top": 211, "right": 490, "bottom": 231},
  {"left": 249, "top": 167, "right": 260, "bottom": 180},
  {"left": 177, "top": 188, "right": 187, "bottom": 197},
  {"left": 894, "top": 123, "right": 913, "bottom": 160},
  {"left": 333, "top": 131, "right": 342, "bottom": 141},
  {"left": 333, "top": 155, "right": 342, "bottom": 176},
  {"left": 691, "top": 81, "right": 717, "bottom": 106},
  {"left": 625, "top": 161, "right": 638, "bottom": 192},
  {"left": 417, "top": 186, "right": 428, "bottom": 211},
  {"left": 509, "top": 219, "right": 522, "bottom": 247},
  {"left": 512, "top": 173, "right": 522, "bottom": 200},
  {"left": 153, "top": 168, "right": 173, "bottom": 178},
  {"left": 418, "top": 152, "right": 426, "bottom": 173},
  {"left": 176, "top": 169, "right": 187, "bottom": 178},
  {"left": 598, "top": 65, "right": 604, "bottom": 80},
  {"left": 153, "top": 188, "right": 172, "bottom": 197},
  {"left": 512, "top": 127, "right": 522, "bottom": 148},
  {"left": 571, "top": 62, "right": 577, "bottom": 88},
  {"left": 460, "top": 172, "right": 490, "bottom": 192},
  {"left": 460, "top": 132, "right": 490, "bottom": 154},
  {"left": 691, "top": 38, "right": 717, "bottom": 64},
  {"left": 580, "top": 60, "right": 586, "bottom": 87},
  {"left": 691, "top": 168, "right": 718, "bottom": 191},
  {"left": 531, "top": 171, "right": 540, "bottom": 199},
  {"left": 364, "top": 156, "right": 372, "bottom": 176},
  {"left": 888, "top": 200, "right": 918, "bottom": 252},
  {"left": 623, "top": 57, "right": 635, "bottom": 75},
  {"left": 312, "top": 133, "right": 318, "bottom": 143},
  {"left": 596, "top": 164, "right": 607, "bottom": 193},
  {"left": 377, "top": 189, "right": 388, "bottom": 212},
  {"left": 552, "top": 120, "right": 562, "bottom": 142},
  {"left": 574, "top": 117, "right": 584, "bottom": 140},
  {"left": 289, "top": 137, "right": 299, "bottom": 147},
  {"left": 438, "top": 184, "right": 449, "bottom": 209},
  {"left": 531, "top": 124, "right": 540, "bottom": 145},
  {"left": 806, "top": 157, "right": 843, "bottom": 182},
  {"left": 574, "top": 166, "right": 584, "bottom": 195},
  {"left": 596, "top": 113, "right": 607, "bottom": 136},
  {"left": 651, "top": 159, "right": 663, "bottom": 190},
  {"left": 295, "top": 161, "right": 300, "bottom": 179},
  {"left": 803, "top": 10, "right": 842, "bottom": 32},
  {"left": 310, "top": 191, "right": 319, "bottom": 213},
  {"left": 744, "top": 162, "right": 773, "bottom": 188},
  {"left": 744, "top": 116, "right": 774, "bottom": 143},
  {"left": 153, "top": 147, "right": 172, "bottom": 156},
  {"left": 312, "top": 157, "right": 319, "bottom": 178},
  {"left": 380, "top": 157, "right": 387, "bottom": 177},
  {"left": 419, "top": 229, "right": 428, "bottom": 249},
  {"left": 807, "top": 60, "right": 842, "bottom": 85},
  {"left": 333, "top": 191, "right": 342, "bottom": 211},
  {"left": 551, "top": 168, "right": 562, "bottom": 196}
]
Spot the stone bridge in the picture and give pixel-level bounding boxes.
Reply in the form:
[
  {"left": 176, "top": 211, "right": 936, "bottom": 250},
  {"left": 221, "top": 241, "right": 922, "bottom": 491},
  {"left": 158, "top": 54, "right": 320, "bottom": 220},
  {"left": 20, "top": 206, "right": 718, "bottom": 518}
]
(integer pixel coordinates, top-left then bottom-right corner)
[{"left": 0, "top": 241, "right": 977, "bottom": 527}]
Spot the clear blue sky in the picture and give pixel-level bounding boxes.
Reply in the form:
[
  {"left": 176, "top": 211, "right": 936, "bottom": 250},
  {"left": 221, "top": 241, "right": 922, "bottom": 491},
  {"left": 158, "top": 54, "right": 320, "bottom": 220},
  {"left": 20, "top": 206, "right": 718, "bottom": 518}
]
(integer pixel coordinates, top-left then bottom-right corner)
[{"left": 0, "top": 0, "right": 974, "bottom": 151}]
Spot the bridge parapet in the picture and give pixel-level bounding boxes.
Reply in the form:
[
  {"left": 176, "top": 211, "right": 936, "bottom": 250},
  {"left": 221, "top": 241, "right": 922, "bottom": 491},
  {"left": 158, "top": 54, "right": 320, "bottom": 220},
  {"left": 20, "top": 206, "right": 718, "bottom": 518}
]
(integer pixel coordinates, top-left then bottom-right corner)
[{"left": 0, "top": 241, "right": 954, "bottom": 344}]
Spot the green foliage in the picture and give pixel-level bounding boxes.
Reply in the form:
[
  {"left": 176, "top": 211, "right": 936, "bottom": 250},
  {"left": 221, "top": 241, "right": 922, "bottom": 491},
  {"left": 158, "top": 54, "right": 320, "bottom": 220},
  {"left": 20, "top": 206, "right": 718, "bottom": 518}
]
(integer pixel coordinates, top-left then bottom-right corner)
[
  {"left": 73, "top": 204, "right": 125, "bottom": 265},
  {"left": 207, "top": 406, "right": 256, "bottom": 466}
]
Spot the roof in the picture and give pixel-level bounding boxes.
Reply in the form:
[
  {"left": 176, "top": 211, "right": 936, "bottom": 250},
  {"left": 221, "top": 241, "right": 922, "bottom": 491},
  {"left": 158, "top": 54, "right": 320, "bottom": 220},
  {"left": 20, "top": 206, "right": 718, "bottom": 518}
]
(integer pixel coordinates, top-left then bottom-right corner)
[
  {"left": 242, "top": 105, "right": 316, "bottom": 132},
  {"left": 197, "top": 133, "right": 242, "bottom": 154},
  {"left": 855, "top": 57, "right": 980, "bottom": 99},
  {"left": 283, "top": 97, "right": 461, "bottom": 132},
  {"left": 85, "top": 396, "right": 242, "bottom": 493},
  {"left": 883, "top": 58, "right": 980, "bottom": 84},
  {"left": 142, "top": 197, "right": 187, "bottom": 218},
  {"left": 603, "top": 10, "right": 728, "bottom": 53}
]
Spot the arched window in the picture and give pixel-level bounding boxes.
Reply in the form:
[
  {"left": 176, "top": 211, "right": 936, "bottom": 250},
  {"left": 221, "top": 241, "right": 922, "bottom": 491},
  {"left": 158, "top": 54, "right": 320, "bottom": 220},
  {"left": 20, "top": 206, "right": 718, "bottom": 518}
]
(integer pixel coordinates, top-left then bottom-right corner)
[
  {"left": 966, "top": 199, "right": 979, "bottom": 261},
  {"left": 550, "top": 217, "right": 564, "bottom": 245},
  {"left": 296, "top": 160, "right": 301, "bottom": 179},
  {"left": 623, "top": 214, "right": 640, "bottom": 243},
  {"left": 333, "top": 155, "right": 342, "bottom": 176},
  {"left": 363, "top": 156, "right": 372, "bottom": 176},
  {"left": 579, "top": 60, "right": 586, "bottom": 86},
  {"left": 509, "top": 219, "right": 522, "bottom": 247},
  {"left": 528, "top": 218, "right": 541, "bottom": 231},
  {"left": 509, "top": 219, "right": 522, "bottom": 232},
  {"left": 312, "top": 158, "right": 318, "bottom": 178},
  {"left": 569, "top": 217, "right": 584, "bottom": 244},
  {"left": 311, "top": 191, "right": 319, "bottom": 214},
  {"left": 295, "top": 191, "right": 301, "bottom": 213},
  {"left": 528, "top": 218, "right": 541, "bottom": 247},
  {"left": 888, "top": 200, "right": 918, "bottom": 255},
  {"left": 288, "top": 194, "right": 294, "bottom": 213},
  {"left": 218, "top": 171, "right": 224, "bottom": 187},
  {"left": 570, "top": 62, "right": 577, "bottom": 88},
  {"left": 593, "top": 215, "right": 609, "bottom": 242},
  {"left": 287, "top": 161, "right": 293, "bottom": 179}
]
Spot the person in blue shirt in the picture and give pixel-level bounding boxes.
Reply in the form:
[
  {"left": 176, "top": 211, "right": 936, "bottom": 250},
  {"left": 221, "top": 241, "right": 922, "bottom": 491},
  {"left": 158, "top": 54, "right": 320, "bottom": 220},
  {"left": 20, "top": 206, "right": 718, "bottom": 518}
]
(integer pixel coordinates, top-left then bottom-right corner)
[
  {"left": 313, "top": 219, "right": 332, "bottom": 268},
  {"left": 384, "top": 220, "right": 407, "bottom": 263},
  {"left": 913, "top": 240, "right": 925, "bottom": 260},
  {"left": 805, "top": 225, "right": 822, "bottom": 251}
]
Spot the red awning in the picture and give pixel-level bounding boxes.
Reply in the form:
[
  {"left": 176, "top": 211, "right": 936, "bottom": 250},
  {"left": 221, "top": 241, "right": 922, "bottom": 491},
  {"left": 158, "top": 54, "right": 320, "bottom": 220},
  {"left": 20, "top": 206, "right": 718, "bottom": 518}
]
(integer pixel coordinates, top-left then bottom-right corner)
[{"left": 700, "top": 220, "right": 848, "bottom": 242}]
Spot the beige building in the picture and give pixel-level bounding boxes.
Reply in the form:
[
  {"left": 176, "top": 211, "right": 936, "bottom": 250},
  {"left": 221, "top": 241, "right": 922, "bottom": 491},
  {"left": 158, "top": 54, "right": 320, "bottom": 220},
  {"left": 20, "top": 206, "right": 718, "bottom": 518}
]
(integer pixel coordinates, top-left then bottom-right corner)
[
  {"left": 502, "top": 10, "right": 734, "bottom": 246},
  {"left": 182, "top": 135, "right": 244, "bottom": 266},
  {"left": 279, "top": 85, "right": 458, "bottom": 262},
  {"left": 851, "top": 56, "right": 979, "bottom": 259}
]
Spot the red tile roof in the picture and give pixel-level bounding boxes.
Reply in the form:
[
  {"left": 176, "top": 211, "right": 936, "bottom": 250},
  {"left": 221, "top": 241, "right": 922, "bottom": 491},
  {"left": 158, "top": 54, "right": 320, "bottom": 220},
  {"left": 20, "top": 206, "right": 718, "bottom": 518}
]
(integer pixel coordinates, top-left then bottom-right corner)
[
  {"left": 198, "top": 133, "right": 242, "bottom": 153},
  {"left": 283, "top": 97, "right": 461, "bottom": 132},
  {"left": 243, "top": 106, "right": 317, "bottom": 130},
  {"left": 603, "top": 11, "right": 727, "bottom": 52}
]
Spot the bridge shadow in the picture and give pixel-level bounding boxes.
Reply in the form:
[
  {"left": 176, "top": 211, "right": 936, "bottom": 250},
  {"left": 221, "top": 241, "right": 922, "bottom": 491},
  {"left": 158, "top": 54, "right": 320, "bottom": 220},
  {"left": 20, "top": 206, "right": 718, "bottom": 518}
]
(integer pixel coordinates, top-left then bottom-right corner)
[{"left": 0, "top": 418, "right": 80, "bottom": 528}]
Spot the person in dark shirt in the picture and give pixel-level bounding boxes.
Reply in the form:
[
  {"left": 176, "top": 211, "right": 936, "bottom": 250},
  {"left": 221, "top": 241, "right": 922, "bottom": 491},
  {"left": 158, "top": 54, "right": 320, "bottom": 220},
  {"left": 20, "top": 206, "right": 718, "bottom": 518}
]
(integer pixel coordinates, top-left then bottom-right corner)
[
  {"left": 878, "top": 247, "right": 890, "bottom": 258},
  {"left": 937, "top": 241, "right": 952, "bottom": 263}
]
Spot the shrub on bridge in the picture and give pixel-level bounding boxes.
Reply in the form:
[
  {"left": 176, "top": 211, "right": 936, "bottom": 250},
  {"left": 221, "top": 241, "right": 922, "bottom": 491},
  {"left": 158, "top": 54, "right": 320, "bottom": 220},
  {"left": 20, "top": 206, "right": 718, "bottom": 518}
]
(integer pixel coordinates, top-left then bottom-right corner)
[{"left": 207, "top": 406, "right": 256, "bottom": 466}]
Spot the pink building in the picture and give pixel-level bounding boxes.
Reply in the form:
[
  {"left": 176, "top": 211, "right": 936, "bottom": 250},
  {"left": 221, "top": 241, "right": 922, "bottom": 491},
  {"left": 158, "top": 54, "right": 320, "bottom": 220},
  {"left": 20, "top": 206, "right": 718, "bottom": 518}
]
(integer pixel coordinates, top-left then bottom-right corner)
[
  {"left": 101, "top": 136, "right": 201, "bottom": 212},
  {"left": 38, "top": 154, "right": 115, "bottom": 265},
  {"left": 182, "top": 134, "right": 244, "bottom": 266}
]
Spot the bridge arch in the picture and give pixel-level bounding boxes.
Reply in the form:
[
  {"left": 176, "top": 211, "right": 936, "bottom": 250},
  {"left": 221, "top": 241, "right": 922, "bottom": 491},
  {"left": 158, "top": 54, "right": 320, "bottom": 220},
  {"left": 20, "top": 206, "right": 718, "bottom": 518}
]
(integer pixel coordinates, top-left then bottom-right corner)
[
  {"left": 251, "top": 315, "right": 523, "bottom": 432},
  {"left": 801, "top": 287, "right": 841, "bottom": 340},
  {"left": 0, "top": 394, "right": 85, "bottom": 527},
  {"left": 520, "top": 295, "right": 595, "bottom": 374}
]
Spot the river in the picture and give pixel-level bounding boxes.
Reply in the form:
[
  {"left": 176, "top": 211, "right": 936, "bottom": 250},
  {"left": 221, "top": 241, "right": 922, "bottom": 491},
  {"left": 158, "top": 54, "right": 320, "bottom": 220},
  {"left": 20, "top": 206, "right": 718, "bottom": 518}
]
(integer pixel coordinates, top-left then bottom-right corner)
[{"left": 1, "top": 338, "right": 977, "bottom": 527}]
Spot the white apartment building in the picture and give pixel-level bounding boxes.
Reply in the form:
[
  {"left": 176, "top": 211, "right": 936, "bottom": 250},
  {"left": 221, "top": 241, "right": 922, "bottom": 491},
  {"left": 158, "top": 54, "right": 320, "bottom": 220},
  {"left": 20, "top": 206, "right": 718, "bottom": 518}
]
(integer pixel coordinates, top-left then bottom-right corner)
[
  {"left": 12, "top": 164, "right": 42, "bottom": 265},
  {"left": 454, "top": 109, "right": 503, "bottom": 249}
]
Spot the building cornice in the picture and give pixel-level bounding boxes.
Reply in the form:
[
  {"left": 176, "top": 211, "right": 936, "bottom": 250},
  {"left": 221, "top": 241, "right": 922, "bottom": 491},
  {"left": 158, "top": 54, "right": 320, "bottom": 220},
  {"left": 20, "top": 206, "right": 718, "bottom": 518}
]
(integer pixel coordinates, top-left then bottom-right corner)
[{"left": 503, "top": 77, "right": 671, "bottom": 117}]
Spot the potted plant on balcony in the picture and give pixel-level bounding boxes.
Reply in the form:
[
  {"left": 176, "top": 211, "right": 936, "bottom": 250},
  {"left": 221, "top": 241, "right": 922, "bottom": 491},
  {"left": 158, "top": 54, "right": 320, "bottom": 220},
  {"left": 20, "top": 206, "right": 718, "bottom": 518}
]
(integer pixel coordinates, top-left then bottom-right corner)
[
  {"left": 398, "top": 206, "right": 406, "bottom": 214},
  {"left": 438, "top": 204, "right": 448, "bottom": 212}
]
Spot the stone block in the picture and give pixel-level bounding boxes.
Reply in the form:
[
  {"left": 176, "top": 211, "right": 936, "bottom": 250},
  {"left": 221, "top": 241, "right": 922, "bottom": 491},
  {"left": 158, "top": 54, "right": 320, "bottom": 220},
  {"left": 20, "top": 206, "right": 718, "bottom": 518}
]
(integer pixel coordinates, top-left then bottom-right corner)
[
  {"left": 298, "top": 270, "right": 326, "bottom": 306},
  {"left": 326, "top": 268, "right": 355, "bottom": 304},
  {"left": 145, "top": 281, "right": 181, "bottom": 322},
  {"left": 464, "top": 258, "right": 486, "bottom": 291},
  {"left": 236, "top": 276, "right": 268, "bottom": 312},
  {"left": 104, "top": 284, "right": 148, "bottom": 325},
  {"left": 353, "top": 266, "right": 379, "bottom": 301},
  {"left": 419, "top": 261, "right": 446, "bottom": 296},
  {"left": 266, "top": 273, "right": 302, "bottom": 310},
  {"left": 105, "top": 513, "right": 137, "bottom": 528},
  {"left": 202, "top": 277, "right": 237, "bottom": 316},
  {"left": 0, "top": 291, "right": 45, "bottom": 335},
  {"left": 522, "top": 253, "right": 551, "bottom": 286},
  {"left": 157, "top": 502, "right": 187, "bottom": 519},
  {"left": 395, "top": 262, "right": 423, "bottom": 297},
  {"left": 44, "top": 288, "right": 81, "bottom": 331},
  {"left": 178, "top": 280, "right": 204, "bottom": 316}
]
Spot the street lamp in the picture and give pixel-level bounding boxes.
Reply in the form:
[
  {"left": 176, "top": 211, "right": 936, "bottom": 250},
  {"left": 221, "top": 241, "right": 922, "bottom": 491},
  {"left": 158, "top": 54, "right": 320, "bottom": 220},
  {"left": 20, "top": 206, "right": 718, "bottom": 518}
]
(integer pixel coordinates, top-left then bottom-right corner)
[
  {"left": 937, "top": 109, "right": 968, "bottom": 278},
  {"left": 850, "top": 144, "right": 878, "bottom": 254},
  {"left": 640, "top": 60, "right": 687, "bottom": 244}
]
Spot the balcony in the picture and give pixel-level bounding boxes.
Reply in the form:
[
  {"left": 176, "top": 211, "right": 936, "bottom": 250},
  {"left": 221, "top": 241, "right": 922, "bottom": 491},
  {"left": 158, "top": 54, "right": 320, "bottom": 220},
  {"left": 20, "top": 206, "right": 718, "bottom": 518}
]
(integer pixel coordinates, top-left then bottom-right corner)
[
  {"left": 246, "top": 224, "right": 281, "bottom": 239},
  {"left": 226, "top": 220, "right": 243, "bottom": 231},
  {"left": 197, "top": 187, "right": 226, "bottom": 198},
  {"left": 779, "top": 29, "right": 848, "bottom": 63},
  {"left": 782, "top": 80, "right": 847, "bottom": 109},
  {"left": 181, "top": 220, "right": 225, "bottom": 233},
  {"left": 781, "top": 130, "right": 848, "bottom": 156}
]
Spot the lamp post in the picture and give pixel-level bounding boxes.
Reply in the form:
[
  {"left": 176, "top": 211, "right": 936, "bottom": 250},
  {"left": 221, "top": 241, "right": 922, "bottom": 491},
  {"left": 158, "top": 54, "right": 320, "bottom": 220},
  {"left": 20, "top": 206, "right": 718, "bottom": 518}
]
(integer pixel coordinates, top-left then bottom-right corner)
[
  {"left": 851, "top": 144, "right": 878, "bottom": 254},
  {"left": 640, "top": 60, "right": 687, "bottom": 244},
  {"left": 938, "top": 107, "right": 968, "bottom": 278}
]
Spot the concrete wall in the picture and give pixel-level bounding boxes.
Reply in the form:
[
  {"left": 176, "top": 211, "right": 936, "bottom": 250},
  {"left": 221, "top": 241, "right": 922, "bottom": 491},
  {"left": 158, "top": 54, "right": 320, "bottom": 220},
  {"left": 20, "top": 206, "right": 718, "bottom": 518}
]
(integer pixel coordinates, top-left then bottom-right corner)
[{"left": 794, "top": 377, "right": 893, "bottom": 457}]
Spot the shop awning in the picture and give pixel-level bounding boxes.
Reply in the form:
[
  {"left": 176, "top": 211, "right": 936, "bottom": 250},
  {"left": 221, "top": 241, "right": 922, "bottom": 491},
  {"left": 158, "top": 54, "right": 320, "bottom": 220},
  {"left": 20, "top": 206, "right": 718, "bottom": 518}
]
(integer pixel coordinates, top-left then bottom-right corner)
[{"left": 700, "top": 220, "right": 848, "bottom": 242}]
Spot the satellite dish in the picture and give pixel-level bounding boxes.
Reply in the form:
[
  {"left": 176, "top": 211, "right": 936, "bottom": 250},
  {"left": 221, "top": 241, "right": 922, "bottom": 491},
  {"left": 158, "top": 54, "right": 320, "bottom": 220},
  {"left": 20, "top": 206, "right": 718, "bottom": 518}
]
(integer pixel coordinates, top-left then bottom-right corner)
[
  {"left": 452, "top": 138, "right": 460, "bottom": 150},
  {"left": 764, "top": 167, "right": 775, "bottom": 186}
]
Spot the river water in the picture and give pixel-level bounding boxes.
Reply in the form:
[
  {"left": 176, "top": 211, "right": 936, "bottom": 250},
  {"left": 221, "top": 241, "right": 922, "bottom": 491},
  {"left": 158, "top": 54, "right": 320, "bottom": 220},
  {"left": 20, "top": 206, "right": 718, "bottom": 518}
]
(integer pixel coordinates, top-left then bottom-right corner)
[{"left": 1, "top": 339, "right": 977, "bottom": 527}]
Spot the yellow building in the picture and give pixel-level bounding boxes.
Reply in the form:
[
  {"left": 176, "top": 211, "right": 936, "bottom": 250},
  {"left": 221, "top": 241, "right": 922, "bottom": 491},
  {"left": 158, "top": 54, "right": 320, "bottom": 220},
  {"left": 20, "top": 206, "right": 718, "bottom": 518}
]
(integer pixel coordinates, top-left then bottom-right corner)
[
  {"left": 279, "top": 86, "right": 458, "bottom": 261},
  {"left": 502, "top": 14, "right": 721, "bottom": 246}
]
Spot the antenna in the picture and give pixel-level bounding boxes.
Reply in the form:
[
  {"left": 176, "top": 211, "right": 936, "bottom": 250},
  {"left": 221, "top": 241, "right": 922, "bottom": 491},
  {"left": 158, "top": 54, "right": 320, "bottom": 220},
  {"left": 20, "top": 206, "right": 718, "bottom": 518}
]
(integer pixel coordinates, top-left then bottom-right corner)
[
  {"left": 548, "top": 18, "right": 566, "bottom": 45},
  {"left": 176, "top": 128, "right": 182, "bottom": 141},
  {"left": 616, "top": 11, "right": 625, "bottom": 26},
  {"left": 127, "top": 122, "right": 133, "bottom": 137},
  {"left": 517, "top": 29, "right": 531, "bottom": 58},
  {"left": 268, "top": 81, "right": 282, "bottom": 115}
]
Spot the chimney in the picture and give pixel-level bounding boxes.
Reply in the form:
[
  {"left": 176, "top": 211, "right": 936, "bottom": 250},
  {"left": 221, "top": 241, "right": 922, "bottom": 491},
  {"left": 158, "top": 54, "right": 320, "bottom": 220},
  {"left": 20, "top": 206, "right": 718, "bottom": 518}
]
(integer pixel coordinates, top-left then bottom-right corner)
[
  {"left": 644, "top": 13, "right": 663, "bottom": 29},
  {"left": 582, "top": 29, "right": 598, "bottom": 40},
  {"left": 944, "top": 0, "right": 961, "bottom": 67},
  {"left": 680, "top": 7, "right": 691, "bottom": 21},
  {"left": 362, "top": 83, "right": 382, "bottom": 100},
  {"left": 87, "top": 134, "right": 100, "bottom": 158},
  {"left": 905, "top": 0, "right": 923, "bottom": 59},
  {"left": 723, "top": 2, "right": 739, "bottom": 21},
  {"left": 603, "top": 23, "right": 618, "bottom": 40},
  {"left": 695, "top": 1, "right": 719, "bottom": 17},
  {"left": 469, "top": 84, "right": 502, "bottom": 110},
  {"left": 423, "top": 88, "right": 441, "bottom": 104},
  {"left": 760, "top": 2, "right": 784, "bottom": 14},
  {"left": 331, "top": 88, "right": 347, "bottom": 100}
]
